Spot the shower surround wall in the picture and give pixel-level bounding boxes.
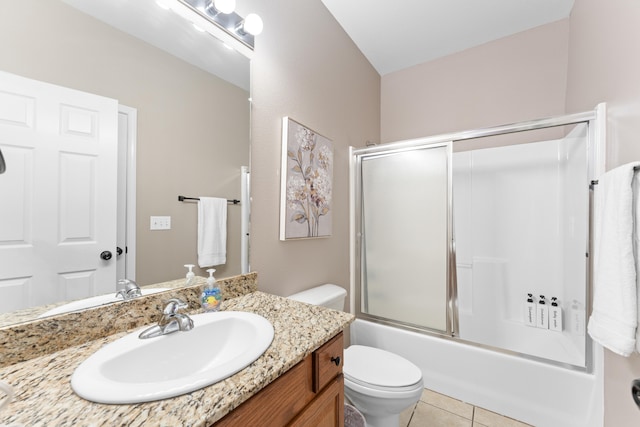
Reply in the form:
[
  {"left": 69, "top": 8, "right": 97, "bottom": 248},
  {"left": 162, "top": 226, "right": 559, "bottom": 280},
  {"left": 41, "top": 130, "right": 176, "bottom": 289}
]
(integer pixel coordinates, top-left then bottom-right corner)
[{"left": 453, "top": 127, "right": 589, "bottom": 368}]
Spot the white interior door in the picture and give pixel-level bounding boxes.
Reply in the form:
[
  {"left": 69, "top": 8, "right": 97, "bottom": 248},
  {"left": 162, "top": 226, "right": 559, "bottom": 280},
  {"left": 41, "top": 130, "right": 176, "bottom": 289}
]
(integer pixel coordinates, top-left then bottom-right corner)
[
  {"left": 116, "top": 105, "right": 136, "bottom": 282},
  {"left": 0, "top": 71, "right": 118, "bottom": 312}
]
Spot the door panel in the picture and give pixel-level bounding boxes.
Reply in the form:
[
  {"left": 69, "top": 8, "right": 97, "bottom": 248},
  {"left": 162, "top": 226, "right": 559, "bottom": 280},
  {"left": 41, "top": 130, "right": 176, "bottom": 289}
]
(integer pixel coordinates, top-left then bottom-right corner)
[
  {"left": 359, "top": 144, "right": 451, "bottom": 332},
  {"left": 0, "top": 71, "right": 118, "bottom": 312}
]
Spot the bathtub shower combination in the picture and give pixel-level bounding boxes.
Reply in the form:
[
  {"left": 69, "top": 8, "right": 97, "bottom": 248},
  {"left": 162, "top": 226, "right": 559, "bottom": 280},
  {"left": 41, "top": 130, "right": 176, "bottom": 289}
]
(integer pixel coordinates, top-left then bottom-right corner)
[{"left": 349, "top": 105, "right": 606, "bottom": 427}]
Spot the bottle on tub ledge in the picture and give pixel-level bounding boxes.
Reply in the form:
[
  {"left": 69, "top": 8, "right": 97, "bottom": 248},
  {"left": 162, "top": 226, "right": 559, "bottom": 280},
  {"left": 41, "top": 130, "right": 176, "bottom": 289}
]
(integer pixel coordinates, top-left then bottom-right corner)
[
  {"left": 537, "top": 295, "right": 549, "bottom": 329},
  {"left": 524, "top": 293, "right": 537, "bottom": 327},
  {"left": 201, "top": 268, "right": 223, "bottom": 312},
  {"left": 549, "top": 297, "right": 563, "bottom": 332}
]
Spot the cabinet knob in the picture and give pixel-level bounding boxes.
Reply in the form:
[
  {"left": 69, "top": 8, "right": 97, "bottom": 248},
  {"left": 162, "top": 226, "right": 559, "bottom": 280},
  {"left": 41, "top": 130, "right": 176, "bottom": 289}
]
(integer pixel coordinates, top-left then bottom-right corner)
[{"left": 330, "top": 356, "right": 341, "bottom": 366}]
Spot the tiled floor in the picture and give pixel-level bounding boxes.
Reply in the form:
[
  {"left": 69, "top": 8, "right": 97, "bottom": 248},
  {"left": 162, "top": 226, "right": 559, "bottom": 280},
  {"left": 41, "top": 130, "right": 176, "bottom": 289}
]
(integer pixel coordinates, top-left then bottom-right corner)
[{"left": 399, "top": 388, "right": 533, "bottom": 427}]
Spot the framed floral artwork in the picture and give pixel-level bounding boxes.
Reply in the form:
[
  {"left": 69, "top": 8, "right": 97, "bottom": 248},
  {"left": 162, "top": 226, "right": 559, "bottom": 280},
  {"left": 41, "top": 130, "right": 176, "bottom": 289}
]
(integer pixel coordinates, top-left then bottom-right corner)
[{"left": 280, "top": 117, "right": 333, "bottom": 240}]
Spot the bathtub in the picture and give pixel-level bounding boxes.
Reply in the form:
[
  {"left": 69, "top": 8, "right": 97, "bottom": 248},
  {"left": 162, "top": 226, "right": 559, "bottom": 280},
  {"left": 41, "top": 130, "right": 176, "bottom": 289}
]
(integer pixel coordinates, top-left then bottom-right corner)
[{"left": 349, "top": 319, "right": 603, "bottom": 427}]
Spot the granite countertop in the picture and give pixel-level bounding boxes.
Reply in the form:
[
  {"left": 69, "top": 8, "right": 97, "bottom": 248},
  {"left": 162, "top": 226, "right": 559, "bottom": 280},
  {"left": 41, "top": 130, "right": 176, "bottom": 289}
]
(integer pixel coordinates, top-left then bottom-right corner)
[
  {"left": 0, "top": 276, "right": 222, "bottom": 328},
  {"left": 0, "top": 273, "right": 259, "bottom": 367},
  {"left": 0, "top": 292, "right": 354, "bottom": 427}
]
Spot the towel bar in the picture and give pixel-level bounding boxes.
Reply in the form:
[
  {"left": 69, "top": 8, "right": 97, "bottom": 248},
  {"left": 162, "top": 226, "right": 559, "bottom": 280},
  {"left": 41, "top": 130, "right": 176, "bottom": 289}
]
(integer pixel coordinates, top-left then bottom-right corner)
[
  {"left": 590, "top": 166, "right": 640, "bottom": 188},
  {"left": 178, "top": 195, "right": 240, "bottom": 204}
]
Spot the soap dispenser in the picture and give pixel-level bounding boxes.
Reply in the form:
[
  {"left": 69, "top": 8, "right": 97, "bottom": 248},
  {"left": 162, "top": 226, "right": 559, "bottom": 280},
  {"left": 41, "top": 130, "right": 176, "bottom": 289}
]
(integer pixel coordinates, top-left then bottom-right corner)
[
  {"left": 201, "top": 268, "right": 222, "bottom": 312},
  {"left": 184, "top": 264, "right": 195, "bottom": 287}
]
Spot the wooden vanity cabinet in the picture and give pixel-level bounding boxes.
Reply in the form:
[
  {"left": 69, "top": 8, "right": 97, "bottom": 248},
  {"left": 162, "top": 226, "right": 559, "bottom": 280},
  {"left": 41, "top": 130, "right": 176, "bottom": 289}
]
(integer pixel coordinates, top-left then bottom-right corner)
[{"left": 214, "top": 332, "right": 344, "bottom": 427}]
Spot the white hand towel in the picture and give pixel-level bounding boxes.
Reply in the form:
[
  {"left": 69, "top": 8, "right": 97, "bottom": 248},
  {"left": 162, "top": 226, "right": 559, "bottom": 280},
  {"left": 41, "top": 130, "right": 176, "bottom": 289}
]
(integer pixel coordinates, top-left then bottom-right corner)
[
  {"left": 588, "top": 162, "right": 640, "bottom": 356},
  {"left": 197, "top": 197, "right": 227, "bottom": 268}
]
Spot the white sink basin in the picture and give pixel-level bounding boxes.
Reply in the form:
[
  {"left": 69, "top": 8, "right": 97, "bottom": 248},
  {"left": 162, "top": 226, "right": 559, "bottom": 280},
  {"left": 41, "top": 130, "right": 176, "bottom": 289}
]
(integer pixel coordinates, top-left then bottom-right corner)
[
  {"left": 39, "top": 288, "right": 169, "bottom": 317},
  {"left": 71, "top": 311, "right": 274, "bottom": 404}
]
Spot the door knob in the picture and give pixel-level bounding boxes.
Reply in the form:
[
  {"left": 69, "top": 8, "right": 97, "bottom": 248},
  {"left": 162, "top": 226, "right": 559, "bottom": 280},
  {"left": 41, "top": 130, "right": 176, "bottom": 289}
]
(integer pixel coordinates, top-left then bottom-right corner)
[
  {"left": 116, "top": 247, "right": 123, "bottom": 256},
  {"left": 632, "top": 379, "right": 640, "bottom": 409},
  {"left": 100, "top": 251, "right": 113, "bottom": 260}
]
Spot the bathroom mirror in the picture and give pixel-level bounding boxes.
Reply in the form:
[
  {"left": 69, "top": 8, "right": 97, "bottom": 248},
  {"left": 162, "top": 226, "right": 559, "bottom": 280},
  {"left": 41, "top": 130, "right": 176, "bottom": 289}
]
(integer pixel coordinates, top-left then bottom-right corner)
[{"left": 0, "top": 0, "right": 251, "bottom": 325}]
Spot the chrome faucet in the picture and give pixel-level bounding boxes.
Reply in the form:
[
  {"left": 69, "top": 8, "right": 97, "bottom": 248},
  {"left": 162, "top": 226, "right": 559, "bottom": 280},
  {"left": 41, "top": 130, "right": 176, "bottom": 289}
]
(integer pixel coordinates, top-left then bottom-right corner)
[
  {"left": 115, "top": 279, "right": 142, "bottom": 300},
  {"left": 139, "top": 298, "right": 194, "bottom": 339}
]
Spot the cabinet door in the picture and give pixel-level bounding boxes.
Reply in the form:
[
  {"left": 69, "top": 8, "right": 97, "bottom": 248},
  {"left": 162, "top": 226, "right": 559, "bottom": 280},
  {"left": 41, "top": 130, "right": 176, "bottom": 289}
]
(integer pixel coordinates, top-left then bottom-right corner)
[
  {"left": 214, "top": 357, "right": 314, "bottom": 427},
  {"left": 313, "top": 333, "right": 344, "bottom": 392},
  {"left": 288, "top": 374, "right": 344, "bottom": 427}
]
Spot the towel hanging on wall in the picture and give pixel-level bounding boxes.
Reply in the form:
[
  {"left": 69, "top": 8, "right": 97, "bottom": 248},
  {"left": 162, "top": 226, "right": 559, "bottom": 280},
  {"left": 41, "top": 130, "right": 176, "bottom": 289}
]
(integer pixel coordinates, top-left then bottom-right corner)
[
  {"left": 588, "top": 162, "right": 640, "bottom": 356},
  {"left": 197, "top": 197, "right": 227, "bottom": 268}
]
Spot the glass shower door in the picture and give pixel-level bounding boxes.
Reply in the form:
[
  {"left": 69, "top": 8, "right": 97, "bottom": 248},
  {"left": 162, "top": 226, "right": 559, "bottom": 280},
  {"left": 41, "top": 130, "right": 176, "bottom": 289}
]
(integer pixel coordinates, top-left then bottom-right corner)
[
  {"left": 453, "top": 124, "right": 590, "bottom": 367},
  {"left": 358, "top": 143, "right": 451, "bottom": 333}
]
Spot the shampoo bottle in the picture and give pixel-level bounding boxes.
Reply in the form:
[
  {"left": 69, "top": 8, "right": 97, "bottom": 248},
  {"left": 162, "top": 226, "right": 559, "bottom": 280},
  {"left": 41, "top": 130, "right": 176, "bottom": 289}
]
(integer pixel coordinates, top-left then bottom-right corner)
[
  {"left": 549, "top": 297, "right": 563, "bottom": 332},
  {"left": 201, "top": 268, "right": 222, "bottom": 312},
  {"left": 537, "top": 295, "right": 549, "bottom": 329},
  {"left": 524, "top": 293, "right": 536, "bottom": 327},
  {"left": 570, "top": 300, "right": 584, "bottom": 335},
  {"left": 184, "top": 264, "right": 195, "bottom": 287}
]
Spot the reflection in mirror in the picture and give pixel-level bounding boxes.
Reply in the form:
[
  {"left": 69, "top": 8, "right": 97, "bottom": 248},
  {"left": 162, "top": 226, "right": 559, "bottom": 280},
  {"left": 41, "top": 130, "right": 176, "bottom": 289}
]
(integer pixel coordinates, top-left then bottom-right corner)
[
  {"left": 38, "top": 288, "right": 169, "bottom": 318},
  {"left": 0, "top": 0, "right": 250, "bottom": 325}
]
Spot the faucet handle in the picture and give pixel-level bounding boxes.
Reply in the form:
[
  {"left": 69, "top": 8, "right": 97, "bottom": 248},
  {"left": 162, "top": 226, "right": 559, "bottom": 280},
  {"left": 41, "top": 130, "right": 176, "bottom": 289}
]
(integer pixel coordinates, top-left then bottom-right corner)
[
  {"left": 115, "top": 279, "right": 142, "bottom": 300},
  {"left": 163, "top": 298, "right": 189, "bottom": 315}
]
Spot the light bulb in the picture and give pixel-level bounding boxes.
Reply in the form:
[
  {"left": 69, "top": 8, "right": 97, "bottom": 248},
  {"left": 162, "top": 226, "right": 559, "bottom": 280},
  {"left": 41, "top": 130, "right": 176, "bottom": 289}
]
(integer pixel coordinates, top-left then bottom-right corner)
[
  {"left": 213, "top": 0, "right": 235, "bottom": 14},
  {"left": 242, "top": 13, "right": 263, "bottom": 36}
]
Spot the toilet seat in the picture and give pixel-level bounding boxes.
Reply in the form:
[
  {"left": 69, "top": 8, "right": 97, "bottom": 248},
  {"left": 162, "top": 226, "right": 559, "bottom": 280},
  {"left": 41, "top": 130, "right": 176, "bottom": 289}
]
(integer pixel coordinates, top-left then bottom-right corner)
[
  {"left": 344, "top": 374, "right": 422, "bottom": 393},
  {"left": 344, "top": 345, "right": 423, "bottom": 393},
  {"left": 344, "top": 374, "right": 424, "bottom": 400}
]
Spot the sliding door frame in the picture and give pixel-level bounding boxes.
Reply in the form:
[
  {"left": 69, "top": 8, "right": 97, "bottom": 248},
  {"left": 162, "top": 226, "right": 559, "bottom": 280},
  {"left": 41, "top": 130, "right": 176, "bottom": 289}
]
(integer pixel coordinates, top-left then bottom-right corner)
[{"left": 349, "top": 104, "right": 606, "bottom": 372}]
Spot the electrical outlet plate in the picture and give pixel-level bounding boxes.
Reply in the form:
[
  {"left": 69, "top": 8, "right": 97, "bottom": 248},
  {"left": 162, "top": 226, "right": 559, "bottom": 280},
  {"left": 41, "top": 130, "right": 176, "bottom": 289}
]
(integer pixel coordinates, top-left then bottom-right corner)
[{"left": 150, "top": 216, "right": 171, "bottom": 230}]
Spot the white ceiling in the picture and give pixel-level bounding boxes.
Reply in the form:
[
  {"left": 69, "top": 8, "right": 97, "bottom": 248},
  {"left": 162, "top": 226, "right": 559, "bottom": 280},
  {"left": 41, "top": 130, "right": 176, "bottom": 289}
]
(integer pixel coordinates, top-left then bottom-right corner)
[
  {"left": 321, "top": 0, "right": 575, "bottom": 75},
  {"left": 60, "top": 0, "right": 575, "bottom": 87}
]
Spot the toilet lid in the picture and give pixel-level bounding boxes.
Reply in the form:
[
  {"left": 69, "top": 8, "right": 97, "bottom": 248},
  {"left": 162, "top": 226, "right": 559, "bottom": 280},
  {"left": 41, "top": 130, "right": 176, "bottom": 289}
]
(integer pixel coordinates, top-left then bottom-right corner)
[{"left": 343, "top": 345, "right": 422, "bottom": 388}]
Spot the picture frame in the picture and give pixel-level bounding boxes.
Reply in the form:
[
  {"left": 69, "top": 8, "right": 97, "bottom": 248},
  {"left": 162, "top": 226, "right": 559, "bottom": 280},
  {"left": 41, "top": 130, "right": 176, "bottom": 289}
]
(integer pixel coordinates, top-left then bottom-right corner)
[{"left": 279, "top": 117, "right": 333, "bottom": 240}]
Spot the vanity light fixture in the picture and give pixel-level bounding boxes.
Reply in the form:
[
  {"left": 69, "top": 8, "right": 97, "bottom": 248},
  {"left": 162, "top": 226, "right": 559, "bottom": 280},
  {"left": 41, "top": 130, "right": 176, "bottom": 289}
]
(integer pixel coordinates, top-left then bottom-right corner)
[
  {"left": 212, "top": 0, "right": 236, "bottom": 14},
  {"left": 236, "top": 13, "right": 263, "bottom": 36},
  {"left": 173, "top": 0, "right": 263, "bottom": 54}
]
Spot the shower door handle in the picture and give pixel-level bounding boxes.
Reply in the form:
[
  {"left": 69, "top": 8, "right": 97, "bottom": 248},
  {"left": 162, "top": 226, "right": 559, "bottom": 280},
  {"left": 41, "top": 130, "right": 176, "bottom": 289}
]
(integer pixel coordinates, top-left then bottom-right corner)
[{"left": 632, "top": 379, "right": 640, "bottom": 409}]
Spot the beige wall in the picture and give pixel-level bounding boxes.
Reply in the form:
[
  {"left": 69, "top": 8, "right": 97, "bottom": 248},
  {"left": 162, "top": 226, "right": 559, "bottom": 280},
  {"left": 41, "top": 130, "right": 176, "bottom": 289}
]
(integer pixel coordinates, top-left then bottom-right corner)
[
  {"left": 566, "top": 1, "right": 640, "bottom": 425},
  {"left": 381, "top": 19, "right": 570, "bottom": 144},
  {"left": 0, "top": 1, "right": 249, "bottom": 285},
  {"left": 248, "top": 0, "right": 380, "bottom": 297}
]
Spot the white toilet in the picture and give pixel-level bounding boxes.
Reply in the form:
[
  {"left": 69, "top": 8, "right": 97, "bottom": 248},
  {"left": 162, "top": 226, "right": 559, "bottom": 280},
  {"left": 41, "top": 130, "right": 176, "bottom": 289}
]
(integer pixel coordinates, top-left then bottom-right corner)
[{"left": 288, "top": 284, "right": 424, "bottom": 427}]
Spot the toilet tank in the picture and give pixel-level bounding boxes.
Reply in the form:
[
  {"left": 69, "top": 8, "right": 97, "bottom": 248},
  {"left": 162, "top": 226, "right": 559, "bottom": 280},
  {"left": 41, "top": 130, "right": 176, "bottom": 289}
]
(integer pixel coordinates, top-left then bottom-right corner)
[{"left": 288, "top": 284, "right": 347, "bottom": 311}]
